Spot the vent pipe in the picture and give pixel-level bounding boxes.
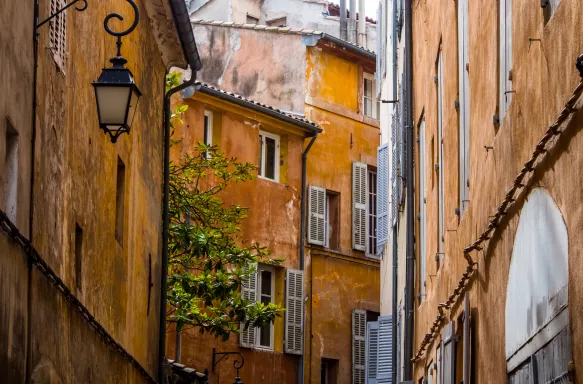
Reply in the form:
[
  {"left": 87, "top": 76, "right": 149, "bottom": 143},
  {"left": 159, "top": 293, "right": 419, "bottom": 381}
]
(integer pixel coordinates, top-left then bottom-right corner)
[
  {"left": 340, "top": 0, "right": 348, "bottom": 41},
  {"left": 349, "top": 0, "right": 357, "bottom": 43},
  {"left": 358, "top": 0, "right": 366, "bottom": 48}
]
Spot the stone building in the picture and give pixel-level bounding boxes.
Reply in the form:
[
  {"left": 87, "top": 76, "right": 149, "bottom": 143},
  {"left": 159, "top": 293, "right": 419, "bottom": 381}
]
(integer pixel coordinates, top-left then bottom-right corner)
[
  {"left": 165, "top": 17, "right": 381, "bottom": 384},
  {"left": 0, "top": 0, "right": 202, "bottom": 382},
  {"left": 377, "top": 0, "right": 583, "bottom": 383}
]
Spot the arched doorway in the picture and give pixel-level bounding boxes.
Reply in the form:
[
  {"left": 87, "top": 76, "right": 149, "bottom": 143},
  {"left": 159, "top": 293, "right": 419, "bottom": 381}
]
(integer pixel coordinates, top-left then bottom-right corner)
[{"left": 505, "top": 188, "right": 572, "bottom": 383}]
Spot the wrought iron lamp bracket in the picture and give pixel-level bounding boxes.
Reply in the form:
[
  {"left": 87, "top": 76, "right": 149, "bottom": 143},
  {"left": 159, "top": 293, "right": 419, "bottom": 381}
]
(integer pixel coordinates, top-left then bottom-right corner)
[
  {"left": 212, "top": 348, "right": 245, "bottom": 375},
  {"left": 37, "top": 0, "right": 88, "bottom": 29},
  {"left": 104, "top": 0, "right": 140, "bottom": 57}
]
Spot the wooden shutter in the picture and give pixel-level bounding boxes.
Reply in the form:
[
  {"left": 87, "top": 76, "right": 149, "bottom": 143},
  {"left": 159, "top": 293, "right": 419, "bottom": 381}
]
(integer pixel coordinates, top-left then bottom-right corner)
[
  {"left": 352, "top": 309, "right": 366, "bottom": 384},
  {"left": 240, "top": 263, "right": 257, "bottom": 348},
  {"left": 353, "top": 162, "right": 368, "bottom": 251},
  {"left": 377, "top": 144, "right": 389, "bottom": 254},
  {"left": 285, "top": 269, "right": 304, "bottom": 355},
  {"left": 49, "top": 0, "right": 67, "bottom": 71},
  {"left": 366, "top": 321, "right": 380, "bottom": 384},
  {"left": 442, "top": 321, "right": 456, "bottom": 384},
  {"left": 308, "top": 185, "right": 326, "bottom": 245},
  {"left": 377, "top": 316, "right": 393, "bottom": 383}
]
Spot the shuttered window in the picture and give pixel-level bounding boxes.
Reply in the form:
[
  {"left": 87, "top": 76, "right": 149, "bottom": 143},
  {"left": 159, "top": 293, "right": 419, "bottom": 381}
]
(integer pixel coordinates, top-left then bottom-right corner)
[
  {"left": 240, "top": 263, "right": 257, "bottom": 348},
  {"left": 367, "top": 168, "right": 378, "bottom": 257},
  {"left": 419, "top": 119, "right": 427, "bottom": 301},
  {"left": 353, "top": 162, "right": 368, "bottom": 251},
  {"left": 499, "top": 0, "right": 512, "bottom": 122},
  {"left": 437, "top": 51, "right": 445, "bottom": 256},
  {"left": 364, "top": 74, "right": 379, "bottom": 119},
  {"left": 458, "top": 0, "right": 471, "bottom": 216},
  {"left": 442, "top": 321, "right": 456, "bottom": 384},
  {"left": 285, "top": 269, "right": 304, "bottom": 355},
  {"left": 308, "top": 185, "right": 326, "bottom": 246},
  {"left": 352, "top": 309, "right": 366, "bottom": 384},
  {"left": 49, "top": 0, "right": 67, "bottom": 71},
  {"left": 259, "top": 131, "right": 280, "bottom": 182},
  {"left": 366, "top": 321, "right": 379, "bottom": 384},
  {"left": 377, "top": 316, "right": 393, "bottom": 384},
  {"left": 377, "top": 144, "right": 389, "bottom": 254},
  {"left": 391, "top": 104, "right": 399, "bottom": 227}
]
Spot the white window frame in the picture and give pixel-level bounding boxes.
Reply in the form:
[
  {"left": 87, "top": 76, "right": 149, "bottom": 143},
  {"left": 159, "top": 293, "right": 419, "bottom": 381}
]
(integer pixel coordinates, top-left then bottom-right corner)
[
  {"left": 255, "top": 264, "right": 275, "bottom": 350},
  {"left": 204, "top": 110, "right": 213, "bottom": 158},
  {"left": 259, "top": 131, "right": 280, "bottom": 182},
  {"left": 437, "top": 51, "right": 445, "bottom": 257},
  {"left": 499, "top": 0, "right": 512, "bottom": 122},
  {"left": 419, "top": 119, "right": 427, "bottom": 301},
  {"left": 458, "top": 0, "right": 471, "bottom": 217},
  {"left": 363, "top": 73, "right": 379, "bottom": 119}
]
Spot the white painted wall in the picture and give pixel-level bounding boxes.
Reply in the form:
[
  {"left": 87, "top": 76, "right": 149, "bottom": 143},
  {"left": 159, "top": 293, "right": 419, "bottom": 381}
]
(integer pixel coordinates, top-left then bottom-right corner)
[{"left": 505, "top": 188, "right": 568, "bottom": 358}]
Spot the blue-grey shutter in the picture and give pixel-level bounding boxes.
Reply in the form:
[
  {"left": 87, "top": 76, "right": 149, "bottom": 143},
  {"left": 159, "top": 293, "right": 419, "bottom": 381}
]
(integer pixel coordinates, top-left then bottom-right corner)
[
  {"left": 308, "top": 185, "right": 326, "bottom": 245},
  {"left": 377, "top": 316, "right": 393, "bottom": 383},
  {"left": 391, "top": 104, "right": 398, "bottom": 227},
  {"left": 353, "top": 309, "right": 367, "bottom": 384},
  {"left": 377, "top": 144, "right": 389, "bottom": 254},
  {"left": 366, "top": 321, "right": 380, "bottom": 384},
  {"left": 285, "top": 269, "right": 304, "bottom": 355},
  {"left": 442, "top": 321, "right": 456, "bottom": 384},
  {"left": 240, "top": 263, "right": 257, "bottom": 348},
  {"left": 353, "top": 162, "right": 368, "bottom": 251}
]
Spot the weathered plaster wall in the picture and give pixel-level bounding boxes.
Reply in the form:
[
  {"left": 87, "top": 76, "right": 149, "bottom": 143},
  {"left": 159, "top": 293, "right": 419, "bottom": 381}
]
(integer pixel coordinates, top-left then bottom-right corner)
[
  {"left": 410, "top": 0, "right": 583, "bottom": 381},
  {"left": 167, "top": 92, "right": 309, "bottom": 383},
  {"left": 192, "top": 24, "right": 307, "bottom": 113},
  {"left": 21, "top": 0, "right": 169, "bottom": 381}
]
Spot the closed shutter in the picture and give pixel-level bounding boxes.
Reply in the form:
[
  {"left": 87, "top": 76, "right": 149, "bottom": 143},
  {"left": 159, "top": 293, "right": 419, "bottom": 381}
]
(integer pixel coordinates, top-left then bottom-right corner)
[
  {"left": 308, "top": 185, "right": 326, "bottom": 245},
  {"left": 377, "top": 144, "right": 389, "bottom": 254},
  {"left": 463, "top": 294, "right": 470, "bottom": 384},
  {"left": 442, "top": 321, "right": 456, "bottom": 384},
  {"left": 458, "top": 0, "right": 470, "bottom": 216},
  {"left": 352, "top": 309, "right": 366, "bottom": 384},
  {"left": 353, "top": 162, "right": 368, "bottom": 251},
  {"left": 377, "top": 316, "right": 393, "bottom": 383},
  {"left": 49, "top": 0, "right": 67, "bottom": 71},
  {"left": 285, "top": 269, "right": 304, "bottom": 355},
  {"left": 366, "top": 321, "right": 380, "bottom": 384},
  {"left": 240, "top": 263, "right": 257, "bottom": 348},
  {"left": 391, "top": 104, "right": 398, "bottom": 227}
]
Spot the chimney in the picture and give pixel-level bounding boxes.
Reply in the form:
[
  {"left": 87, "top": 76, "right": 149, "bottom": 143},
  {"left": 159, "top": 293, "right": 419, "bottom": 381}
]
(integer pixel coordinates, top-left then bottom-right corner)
[
  {"left": 349, "top": 0, "right": 357, "bottom": 43},
  {"left": 358, "top": 0, "right": 367, "bottom": 48},
  {"left": 340, "top": 0, "right": 348, "bottom": 41}
]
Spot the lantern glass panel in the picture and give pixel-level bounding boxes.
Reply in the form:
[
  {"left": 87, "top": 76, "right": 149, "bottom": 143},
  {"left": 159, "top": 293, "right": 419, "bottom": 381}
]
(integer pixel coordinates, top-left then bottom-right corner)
[
  {"left": 95, "top": 85, "right": 132, "bottom": 125},
  {"left": 126, "top": 87, "right": 141, "bottom": 129}
]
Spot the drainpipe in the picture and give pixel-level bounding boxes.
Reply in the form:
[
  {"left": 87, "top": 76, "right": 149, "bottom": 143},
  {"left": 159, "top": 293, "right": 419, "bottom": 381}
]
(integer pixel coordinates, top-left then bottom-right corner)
[
  {"left": 403, "top": 0, "right": 415, "bottom": 381},
  {"left": 358, "top": 0, "right": 366, "bottom": 48},
  {"left": 391, "top": 0, "right": 399, "bottom": 382},
  {"left": 298, "top": 133, "right": 318, "bottom": 384},
  {"left": 339, "top": 0, "right": 348, "bottom": 41}
]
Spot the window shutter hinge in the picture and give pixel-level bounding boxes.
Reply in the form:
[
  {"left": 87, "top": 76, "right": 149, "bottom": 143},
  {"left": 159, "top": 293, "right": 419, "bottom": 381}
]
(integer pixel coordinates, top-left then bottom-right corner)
[
  {"left": 508, "top": 69, "right": 513, "bottom": 81},
  {"left": 434, "top": 163, "right": 440, "bottom": 171},
  {"left": 493, "top": 115, "right": 500, "bottom": 126},
  {"left": 416, "top": 214, "right": 420, "bottom": 220},
  {"left": 434, "top": 76, "right": 439, "bottom": 84},
  {"left": 454, "top": 100, "right": 460, "bottom": 110},
  {"left": 455, "top": 207, "right": 461, "bottom": 216}
]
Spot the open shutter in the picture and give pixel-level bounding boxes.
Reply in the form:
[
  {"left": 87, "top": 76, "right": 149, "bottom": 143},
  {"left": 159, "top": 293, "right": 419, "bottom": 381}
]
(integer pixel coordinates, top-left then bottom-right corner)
[
  {"left": 442, "top": 321, "right": 456, "bottom": 384},
  {"left": 285, "top": 269, "right": 304, "bottom": 355},
  {"left": 463, "top": 294, "right": 470, "bottom": 384},
  {"left": 377, "top": 316, "right": 393, "bottom": 383},
  {"left": 377, "top": 144, "right": 389, "bottom": 255},
  {"left": 352, "top": 309, "right": 366, "bottom": 384},
  {"left": 308, "top": 185, "right": 326, "bottom": 245},
  {"left": 366, "top": 321, "right": 380, "bottom": 384},
  {"left": 353, "top": 162, "right": 368, "bottom": 251},
  {"left": 240, "top": 263, "right": 257, "bottom": 348}
]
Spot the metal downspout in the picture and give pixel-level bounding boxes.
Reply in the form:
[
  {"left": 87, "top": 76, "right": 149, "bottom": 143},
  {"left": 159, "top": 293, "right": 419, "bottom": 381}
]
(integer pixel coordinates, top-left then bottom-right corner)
[
  {"left": 159, "top": 71, "right": 197, "bottom": 384},
  {"left": 299, "top": 134, "right": 318, "bottom": 384},
  {"left": 391, "top": 0, "right": 399, "bottom": 382},
  {"left": 403, "top": 0, "right": 415, "bottom": 380}
]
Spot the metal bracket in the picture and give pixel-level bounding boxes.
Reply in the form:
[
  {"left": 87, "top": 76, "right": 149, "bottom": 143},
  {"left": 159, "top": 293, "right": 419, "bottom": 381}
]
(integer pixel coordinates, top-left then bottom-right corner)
[
  {"left": 37, "top": 0, "right": 88, "bottom": 29},
  {"left": 212, "top": 348, "right": 245, "bottom": 375},
  {"left": 381, "top": 99, "right": 399, "bottom": 104}
]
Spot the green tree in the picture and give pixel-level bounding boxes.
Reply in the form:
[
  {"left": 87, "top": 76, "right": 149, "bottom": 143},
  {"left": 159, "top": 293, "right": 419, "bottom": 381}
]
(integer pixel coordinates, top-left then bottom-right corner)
[{"left": 166, "top": 73, "right": 283, "bottom": 341}]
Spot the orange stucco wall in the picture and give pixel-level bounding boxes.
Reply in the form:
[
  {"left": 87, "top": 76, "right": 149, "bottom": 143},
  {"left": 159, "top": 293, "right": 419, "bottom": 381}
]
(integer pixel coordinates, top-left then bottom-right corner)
[{"left": 410, "top": 0, "right": 583, "bottom": 382}]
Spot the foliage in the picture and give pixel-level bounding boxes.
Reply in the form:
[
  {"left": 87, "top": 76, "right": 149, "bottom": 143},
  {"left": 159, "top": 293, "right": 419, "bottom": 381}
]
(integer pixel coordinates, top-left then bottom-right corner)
[{"left": 166, "top": 73, "right": 284, "bottom": 341}]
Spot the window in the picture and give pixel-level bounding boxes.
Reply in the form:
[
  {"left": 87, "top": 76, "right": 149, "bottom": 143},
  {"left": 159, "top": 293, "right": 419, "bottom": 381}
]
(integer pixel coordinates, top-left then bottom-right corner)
[
  {"left": 367, "top": 315, "right": 393, "bottom": 384},
  {"left": 325, "top": 191, "right": 340, "bottom": 250},
  {"left": 3, "top": 120, "right": 19, "bottom": 223},
  {"left": 419, "top": 119, "right": 427, "bottom": 301},
  {"left": 376, "top": 144, "right": 389, "bottom": 254},
  {"left": 499, "top": 0, "right": 512, "bottom": 122},
  {"left": 267, "top": 17, "right": 286, "bottom": 27},
  {"left": 259, "top": 131, "right": 280, "bottom": 182},
  {"left": 367, "top": 168, "right": 377, "bottom": 256},
  {"left": 436, "top": 51, "right": 445, "bottom": 261},
  {"left": 352, "top": 309, "right": 366, "bottom": 384},
  {"left": 363, "top": 73, "right": 379, "bottom": 119},
  {"left": 49, "top": 0, "right": 67, "bottom": 71},
  {"left": 458, "top": 0, "right": 470, "bottom": 216},
  {"left": 115, "top": 157, "right": 126, "bottom": 244},
  {"left": 246, "top": 14, "right": 259, "bottom": 24},
  {"left": 74, "top": 223, "right": 83, "bottom": 292},
  {"left": 257, "top": 264, "right": 274, "bottom": 349},
  {"left": 203, "top": 110, "right": 213, "bottom": 157},
  {"left": 285, "top": 269, "right": 304, "bottom": 355}
]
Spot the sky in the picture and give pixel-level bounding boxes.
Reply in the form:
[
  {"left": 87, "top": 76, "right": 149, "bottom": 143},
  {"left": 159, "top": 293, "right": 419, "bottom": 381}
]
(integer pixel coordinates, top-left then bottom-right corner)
[{"left": 364, "top": 0, "right": 378, "bottom": 18}]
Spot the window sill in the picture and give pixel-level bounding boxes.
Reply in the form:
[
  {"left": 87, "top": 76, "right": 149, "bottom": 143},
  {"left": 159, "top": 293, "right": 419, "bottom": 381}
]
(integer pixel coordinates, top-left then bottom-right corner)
[{"left": 258, "top": 175, "right": 280, "bottom": 184}]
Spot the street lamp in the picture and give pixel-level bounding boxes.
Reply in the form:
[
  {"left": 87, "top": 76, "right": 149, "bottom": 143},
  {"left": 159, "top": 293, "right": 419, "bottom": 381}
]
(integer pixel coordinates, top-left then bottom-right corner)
[{"left": 92, "top": 0, "right": 141, "bottom": 143}]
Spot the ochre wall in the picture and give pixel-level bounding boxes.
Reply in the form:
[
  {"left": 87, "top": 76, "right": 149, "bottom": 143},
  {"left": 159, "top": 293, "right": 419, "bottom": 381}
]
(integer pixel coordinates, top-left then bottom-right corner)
[
  {"left": 304, "top": 46, "right": 381, "bottom": 383},
  {"left": 22, "top": 0, "right": 168, "bottom": 381},
  {"left": 411, "top": 0, "right": 583, "bottom": 382},
  {"left": 167, "top": 92, "right": 309, "bottom": 383}
]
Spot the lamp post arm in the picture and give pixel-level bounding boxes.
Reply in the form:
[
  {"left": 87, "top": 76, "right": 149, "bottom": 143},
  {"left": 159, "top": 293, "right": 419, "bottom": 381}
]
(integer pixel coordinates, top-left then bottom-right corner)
[{"left": 36, "top": 0, "right": 88, "bottom": 29}]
